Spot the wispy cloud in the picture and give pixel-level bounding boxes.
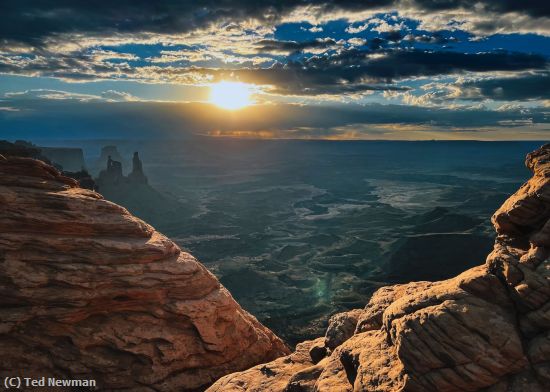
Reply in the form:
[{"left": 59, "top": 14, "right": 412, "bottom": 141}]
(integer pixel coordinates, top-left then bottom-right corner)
[
  {"left": 0, "top": 1, "right": 548, "bottom": 139},
  {"left": 4, "top": 89, "right": 140, "bottom": 102}
]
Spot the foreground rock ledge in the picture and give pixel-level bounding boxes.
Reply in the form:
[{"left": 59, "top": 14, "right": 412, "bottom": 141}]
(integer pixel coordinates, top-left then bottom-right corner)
[
  {"left": 0, "top": 155, "right": 289, "bottom": 391},
  {"left": 209, "top": 144, "right": 550, "bottom": 392}
]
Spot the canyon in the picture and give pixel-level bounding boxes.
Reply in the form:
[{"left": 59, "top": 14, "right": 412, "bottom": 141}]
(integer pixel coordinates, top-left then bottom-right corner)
[{"left": 209, "top": 144, "right": 550, "bottom": 391}]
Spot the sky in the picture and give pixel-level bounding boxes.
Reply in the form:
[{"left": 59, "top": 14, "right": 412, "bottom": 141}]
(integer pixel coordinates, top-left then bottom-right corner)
[{"left": 0, "top": 1, "right": 549, "bottom": 140}]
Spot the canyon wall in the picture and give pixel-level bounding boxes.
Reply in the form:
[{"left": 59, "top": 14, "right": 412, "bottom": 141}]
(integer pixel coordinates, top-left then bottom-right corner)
[
  {"left": 0, "top": 154, "right": 289, "bottom": 391},
  {"left": 209, "top": 144, "right": 550, "bottom": 392},
  {"left": 2, "top": 144, "right": 549, "bottom": 391}
]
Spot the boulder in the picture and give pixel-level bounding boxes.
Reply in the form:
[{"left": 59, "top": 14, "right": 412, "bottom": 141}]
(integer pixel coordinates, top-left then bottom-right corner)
[{"left": 0, "top": 154, "right": 289, "bottom": 391}]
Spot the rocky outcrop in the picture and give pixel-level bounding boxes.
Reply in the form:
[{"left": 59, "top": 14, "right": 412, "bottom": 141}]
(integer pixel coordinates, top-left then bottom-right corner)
[
  {"left": 128, "top": 152, "right": 148, "bottom": 184},
  {"left": 209, "top": 144, "right": 550, "bottom": 392},
  {"left": 0, "top": 154, "right": 288, "bottom": 391}
]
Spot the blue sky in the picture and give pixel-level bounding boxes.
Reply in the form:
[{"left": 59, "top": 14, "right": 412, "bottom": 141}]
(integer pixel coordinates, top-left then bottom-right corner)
[{"left": 0, "top": 1, "right": 548, "bottom": 140}]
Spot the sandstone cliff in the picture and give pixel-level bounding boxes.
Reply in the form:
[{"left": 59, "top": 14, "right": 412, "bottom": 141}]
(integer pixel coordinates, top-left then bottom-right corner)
[
  {"left": 0, "top": 154, "right": 288, "bottom": 391},
  {"left": 208, "top": 144, "right": 550, "bottom": 392}
]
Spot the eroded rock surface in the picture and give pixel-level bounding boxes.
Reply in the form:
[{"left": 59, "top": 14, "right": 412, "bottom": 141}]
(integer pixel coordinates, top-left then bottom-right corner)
[
  {"left": 208, "top": 144, "right": 550, "bottom": 392},
  {"left": 0, "top": 155, "right": 289, "bottom": 391}
]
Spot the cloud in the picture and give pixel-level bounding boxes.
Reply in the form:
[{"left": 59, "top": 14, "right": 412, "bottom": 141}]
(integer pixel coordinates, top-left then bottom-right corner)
[
  {"left": 145, "top": 49, "right": 214, "bottom": 64},
  {"left": 0, "top": 1, "right": 391, "bottom": 47},
  {"left": 0, "top": 39, "right": 546, "bottom": 98},
  {"left": 89, "top": 50, "right": 139, "bottom": 62},
  {"left": 404, "top": 33, "right": 459, "bottom": 45},
  {"left": 224, "top": 50, "right": 547, "bottom": 95},
  {"left": 0, "top": 1, "right": 548, "bottom": 51},
  {"left": 410, "top": 0, "right": 549, "bottom": 18},
  {"left": 0, "top": 1, "right": 548, "bottom": 114},
  {"left": 345, "top": 23, "right": 370, "bottom": 34},
  {"left": 100, "top": 90, "right": 139, "bottom": 102},
  {"left": 456, "top": 73, "right": 550, "bottom": 101},
  {"left": 4, "top": 89, "right": 139, "bottom": 103},
  {"left": 4, "top": 89, "right": 102, "bottom": 102},
  {"left": 254, "top": 38, "right": 340, "bottom": 54},
  {"left": 0, "top": 2, "right": 547, "bottom": 141},
  {"left": 401, "top": 72, "right": 550, "bottom": 106},
  {"left": 347, "top": 38, "right": 367, "bottom": 46},
  {"left": 1, "top": 95, "right": 547, "bottom": 140}
]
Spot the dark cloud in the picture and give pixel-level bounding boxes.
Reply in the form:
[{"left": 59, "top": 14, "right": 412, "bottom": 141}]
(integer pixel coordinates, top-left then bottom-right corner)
[
  {"left": 226, "top": 50, "right": 547, "bottom": 95},
  {"left": 254, "top": 38, "right": 338, "bottom": 54},
  {"left": 0, "top": 98, "right": 546, "bottom": 140},
  {"left": 269, "top": 84, "right": 410, "bottom": 96},
  {"left": 358, "top": 50, "right": 547, "bottom": 79},
  {"left": 458, "top": 73, "right": 550, "bottom": 101},
  {"left": 368, "top": 38, "right": 386, "bottom": 50},
  {"left": 0, "top": 50, "right": 133, "bottom": 81},
  {"left": 0, "top": 1, "right": 393, "bottom": 46},
  {"left": 0, "top": 43, "right": 546, "bottom": 97},
  {"left": 0, "top": 1, "right": 547, "bottom": 47},
  {"left": 0, "top": 2, "right": 547, "bottom": 102},
  {"left": 411, "top": 0, "right": 549, "bottom": 18},
  {"left": 382, "top": 31, "right": 403, "bottom": 43}
]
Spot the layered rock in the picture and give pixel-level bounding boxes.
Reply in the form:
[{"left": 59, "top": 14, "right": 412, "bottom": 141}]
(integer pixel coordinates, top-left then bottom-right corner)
[
  {"left": 0, "top": 154, "right": 288, "bottom": 391},
  {"left": 209, "top": 144, "right": 550, "bottom": 392}
]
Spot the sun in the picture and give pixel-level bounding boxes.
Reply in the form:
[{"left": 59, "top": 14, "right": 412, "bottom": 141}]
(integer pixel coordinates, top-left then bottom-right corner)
[{"left": 209, "top": 81, "right": 253, "bottom": 110}]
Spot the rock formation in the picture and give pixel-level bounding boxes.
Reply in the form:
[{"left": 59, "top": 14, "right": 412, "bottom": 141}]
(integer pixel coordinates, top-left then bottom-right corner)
[
  {"left": 97, "top": 151, "right": 148, "bottom": 187},
  {"left": 209, "top": 144, "right": 550, "bottom": 391},
  {"left": 97, "top": 155, "right": 124, "bottom": 185},
  {"left": 92, "top": 149, "right": 187, "bottom": 229},
  {"left": 0, "top": 154, "right": 288, "bottom": 391},
  {"left": 95, "top": 145, "right": 127, "bottom": 173},
  {"left": 128, "top": 152, "right": 149, "bottom": 184}
]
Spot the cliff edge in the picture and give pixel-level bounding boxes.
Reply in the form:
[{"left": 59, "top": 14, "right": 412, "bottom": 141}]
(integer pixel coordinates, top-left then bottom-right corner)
[
  {"left": 0, "top": 154, "right": 289, "bottom": 391},
  {"left": 208, "top": 144, "right": 550, "bottom": 392}
]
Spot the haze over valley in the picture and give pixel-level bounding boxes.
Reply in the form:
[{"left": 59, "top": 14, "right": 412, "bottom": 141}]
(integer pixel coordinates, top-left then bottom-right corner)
[{"left": 31, "top": 138, "right": 540, "bottom": 343}]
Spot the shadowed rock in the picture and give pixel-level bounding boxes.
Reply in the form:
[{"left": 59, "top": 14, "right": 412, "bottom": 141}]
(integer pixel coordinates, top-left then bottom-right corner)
[
  {"left": 128, "top": 151, "right": 149, "bottom": 184},
  {"left": 0, "top": 154, "right": 289, "bottom": 391},
  {"left": 208, "top": 144, "right": 550, "bottom": 392}
]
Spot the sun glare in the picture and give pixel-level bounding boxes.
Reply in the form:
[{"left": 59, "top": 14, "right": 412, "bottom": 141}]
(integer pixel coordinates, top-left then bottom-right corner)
[{"left": 209, "top": 81, "right": 253, "bottom": 110}]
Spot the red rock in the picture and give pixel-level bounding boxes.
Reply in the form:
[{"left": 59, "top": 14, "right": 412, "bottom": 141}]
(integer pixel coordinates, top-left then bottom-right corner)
[{"left": 0, "top": 155, "right": 289, "bottom": 391}]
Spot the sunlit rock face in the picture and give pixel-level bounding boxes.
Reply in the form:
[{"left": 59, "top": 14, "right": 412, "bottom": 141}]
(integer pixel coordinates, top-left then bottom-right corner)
[
  {"left": 208, "top": 144, "right": 550, "bottom": 392},
  {"left": 0, "top": 154, "right": 289, "bottom": 391}
]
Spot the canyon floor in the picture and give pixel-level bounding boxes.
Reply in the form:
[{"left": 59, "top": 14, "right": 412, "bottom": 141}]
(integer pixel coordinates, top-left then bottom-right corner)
[
  {"left": 58, "top": 139, "right": 541, "bottom": 344},
  {"left": 209, "top": 143, "right": 550, "bottom": 391}
]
